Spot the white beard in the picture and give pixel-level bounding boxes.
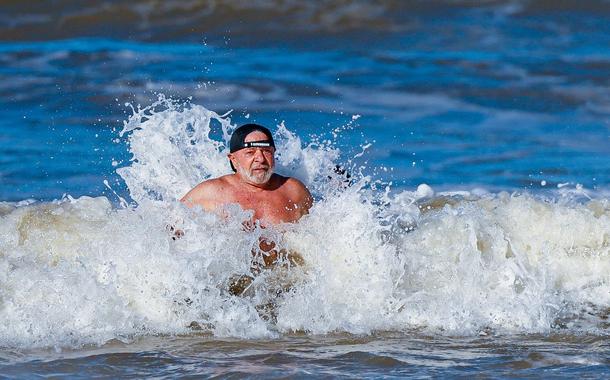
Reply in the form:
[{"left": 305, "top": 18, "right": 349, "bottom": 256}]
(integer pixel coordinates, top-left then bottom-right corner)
[{"left": 237, "top": 164, "right": 273, "bottom": 185}]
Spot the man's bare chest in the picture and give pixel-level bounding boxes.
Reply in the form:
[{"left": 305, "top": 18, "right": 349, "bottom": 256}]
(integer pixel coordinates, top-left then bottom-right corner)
[{"left": 227, "top": 191, "right": 300, "bottom": 223}]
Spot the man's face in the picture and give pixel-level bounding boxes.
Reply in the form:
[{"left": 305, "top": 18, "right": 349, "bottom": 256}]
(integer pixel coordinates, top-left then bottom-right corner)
[{"left": 229, "top": 131, "right": 275, "bottom": 185}]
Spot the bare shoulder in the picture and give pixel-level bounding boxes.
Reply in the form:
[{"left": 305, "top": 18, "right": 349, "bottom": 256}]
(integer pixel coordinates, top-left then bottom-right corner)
[
  {"left": 282, "top": 176, "right": 309, "bottom": 193},
  {"left": 180, "top": 175, "right": 233, "bottom": 208},
  {"left": 281, "top": 176, "right": 313, "bottom": 211}
]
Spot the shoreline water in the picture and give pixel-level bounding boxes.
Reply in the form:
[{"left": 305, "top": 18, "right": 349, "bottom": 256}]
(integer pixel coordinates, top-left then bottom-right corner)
[{"left": 1, "top": 332, "right": 608, "bottom": 377}]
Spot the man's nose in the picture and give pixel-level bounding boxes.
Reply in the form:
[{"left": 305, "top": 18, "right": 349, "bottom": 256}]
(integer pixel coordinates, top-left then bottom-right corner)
[{"left": 253, "top": 149, "right": 266, "bottom": 161}]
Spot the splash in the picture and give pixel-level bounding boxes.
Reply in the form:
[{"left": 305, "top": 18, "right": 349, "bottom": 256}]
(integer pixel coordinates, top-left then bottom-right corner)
[{"left": 0, "top": 97, "right": 609, "bottom": 349}]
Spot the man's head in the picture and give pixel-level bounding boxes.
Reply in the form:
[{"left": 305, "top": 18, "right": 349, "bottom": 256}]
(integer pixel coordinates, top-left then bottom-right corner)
[{"left": 228, "top": 124, "right": 276, "bottom": 185}]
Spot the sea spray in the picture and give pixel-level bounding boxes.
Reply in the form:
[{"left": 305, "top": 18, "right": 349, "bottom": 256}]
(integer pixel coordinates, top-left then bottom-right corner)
[
  {"left": 117, "top": 95, "right": 233, "bottom": 204},
  {"left": 390, "top": 192, "right": 610, "bottom": 334},
  {"left": 0, "top": 98, "right": 609, "bottom": 349}
]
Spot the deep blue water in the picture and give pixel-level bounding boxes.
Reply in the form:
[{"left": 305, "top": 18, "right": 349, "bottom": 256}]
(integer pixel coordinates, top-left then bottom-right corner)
[{"left": 1, "top": 2, "right": 609, "bottom": 201}]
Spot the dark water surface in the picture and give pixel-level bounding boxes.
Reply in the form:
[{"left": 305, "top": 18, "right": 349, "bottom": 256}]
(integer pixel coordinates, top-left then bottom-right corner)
[{"left": 2, "top": 333, "right": 609, "bottom": 378}]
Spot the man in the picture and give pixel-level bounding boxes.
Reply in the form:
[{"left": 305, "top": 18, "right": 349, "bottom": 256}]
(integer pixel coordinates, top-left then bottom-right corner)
[
  {"left": 180, "top": 123, "right": 312, "bottom": 224},
  {"left": 180, "top": 123, "right": 312, "bottom": 296}
]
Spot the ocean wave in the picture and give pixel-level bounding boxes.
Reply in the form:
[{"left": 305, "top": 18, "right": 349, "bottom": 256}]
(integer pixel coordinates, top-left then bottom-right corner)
[{"left": 0, "top": 98, "right": 608, "bottom": 349}]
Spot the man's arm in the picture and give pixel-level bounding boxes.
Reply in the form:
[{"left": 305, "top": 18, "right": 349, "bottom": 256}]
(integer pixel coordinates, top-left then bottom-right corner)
[
  {"left": 286, "top": 177, "right": 313, "bottom": 217},
  {"left": 180, "top": 178, "right": 225, "bottom": 211},
  {"left": 172, "top": 178, "right": 227, "bottom": 240}
]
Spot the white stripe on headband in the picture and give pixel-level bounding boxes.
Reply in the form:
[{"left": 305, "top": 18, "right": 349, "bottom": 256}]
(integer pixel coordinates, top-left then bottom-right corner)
[{"left": 241, "top": 141, "right": 273, "bottom": 148}]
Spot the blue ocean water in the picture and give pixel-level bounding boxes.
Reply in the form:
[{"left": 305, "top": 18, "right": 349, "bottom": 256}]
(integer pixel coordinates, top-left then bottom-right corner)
[
  {"left": 1, "top": 1, "right": 609, "bottom": 378},
  {"left": 2, "top": 3, "right": 609, "bottom": 201}
]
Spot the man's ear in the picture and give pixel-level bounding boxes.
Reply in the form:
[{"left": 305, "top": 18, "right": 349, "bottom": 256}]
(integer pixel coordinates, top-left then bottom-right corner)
[{"left": 228, "top": 153, "right": 237, "bottom": 172}]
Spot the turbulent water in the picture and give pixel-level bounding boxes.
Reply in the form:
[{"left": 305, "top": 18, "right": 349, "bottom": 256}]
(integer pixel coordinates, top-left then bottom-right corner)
[{"left": 1, "top": 0, "right": 610, "bottom": 377}]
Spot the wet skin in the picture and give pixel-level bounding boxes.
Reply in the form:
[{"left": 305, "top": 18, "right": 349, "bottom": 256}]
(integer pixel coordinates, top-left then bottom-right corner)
[
  {"left": 180, "top": 131, "right": 312, "bottom": 225},
  {"left": 180, "top": 131, "right": 313, "bottom": 269}
]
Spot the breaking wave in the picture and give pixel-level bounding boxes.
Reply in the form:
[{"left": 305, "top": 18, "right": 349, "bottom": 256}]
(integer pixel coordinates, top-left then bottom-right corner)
[{"left": 0, "top": 97, "right": 608, "bottom": 349}]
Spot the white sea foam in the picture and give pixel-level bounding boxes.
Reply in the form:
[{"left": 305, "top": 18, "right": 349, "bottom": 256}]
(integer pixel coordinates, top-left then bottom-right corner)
[{"left": 0, "top": 98, "right": 609, "bottom": 349}]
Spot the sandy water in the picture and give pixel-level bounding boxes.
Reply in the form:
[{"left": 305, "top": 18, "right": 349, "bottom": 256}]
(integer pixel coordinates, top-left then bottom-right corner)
[{"left": 1, "top": 334, "right": 608, "bottom": 378}]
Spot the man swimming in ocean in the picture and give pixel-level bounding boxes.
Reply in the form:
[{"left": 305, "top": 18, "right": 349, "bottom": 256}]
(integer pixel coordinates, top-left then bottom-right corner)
[
  {"left": 180, "top": 123, "right": 312, "bottom": 272},
  {"left": 180, "top": 123, "right": 312, "bottom": 224}
]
